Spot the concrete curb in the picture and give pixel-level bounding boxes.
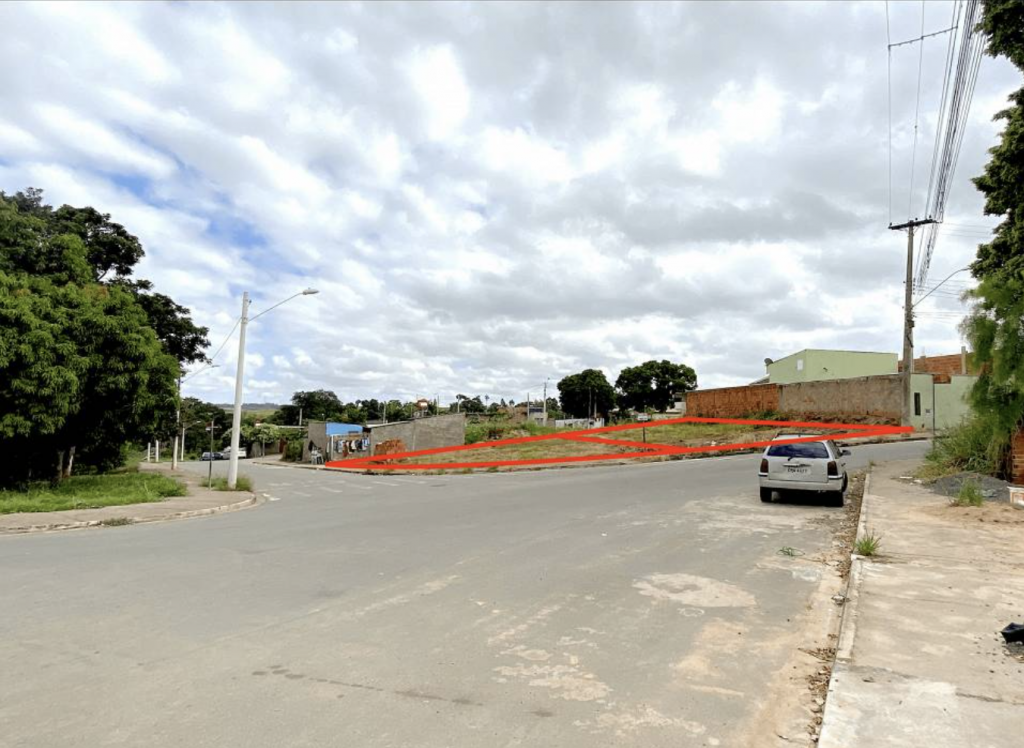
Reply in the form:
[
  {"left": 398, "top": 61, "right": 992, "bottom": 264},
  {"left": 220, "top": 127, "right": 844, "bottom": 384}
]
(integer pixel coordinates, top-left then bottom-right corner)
[
  {"left": 0, "top": 493, "right": 261, "bottom": 535},
  {"left": 819, "top": 471, "right": 874, "bottom": 745}
]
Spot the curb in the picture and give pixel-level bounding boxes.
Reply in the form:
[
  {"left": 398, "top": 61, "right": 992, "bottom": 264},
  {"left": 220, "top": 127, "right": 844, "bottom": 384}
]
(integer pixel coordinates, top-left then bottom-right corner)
[
  {"left": 0, "top": 493, "right": 261, "bottom": 535},
  {"left": 819, "top": 471, "right": 874, "bottom": 746}
]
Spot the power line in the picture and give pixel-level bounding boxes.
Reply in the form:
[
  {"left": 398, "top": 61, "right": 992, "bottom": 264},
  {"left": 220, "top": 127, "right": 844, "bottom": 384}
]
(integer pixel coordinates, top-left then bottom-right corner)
[
  {"left": 906, "top": 0, "right": 927, "bottom": 220},
  {"left": 886, "top": 0, "right": 893, "bottom": 226}
]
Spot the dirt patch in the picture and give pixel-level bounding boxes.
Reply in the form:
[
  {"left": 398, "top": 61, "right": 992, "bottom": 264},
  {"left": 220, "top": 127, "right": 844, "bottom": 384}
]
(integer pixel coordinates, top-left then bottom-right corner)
[{"left": 922, "top": 500, "right": 1024, "bottom": 526}]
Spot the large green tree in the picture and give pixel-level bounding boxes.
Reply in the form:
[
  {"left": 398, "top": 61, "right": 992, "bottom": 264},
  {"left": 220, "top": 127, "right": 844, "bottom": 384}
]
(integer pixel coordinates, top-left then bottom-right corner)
[
  {"left": 615, "top": 360, "right": 697, "bottom": 412},
  {"left": 0, "top": 189, "right": 201, "bottom": 485},
  {"left": 274, "top": 389, "right": 344, "bottom": 425},
  {"left": 962, "top": 0, "right": 1024, "bottom": 469},
  {"left": 557, "top": 369, "right": 616, "bottom": 418}
]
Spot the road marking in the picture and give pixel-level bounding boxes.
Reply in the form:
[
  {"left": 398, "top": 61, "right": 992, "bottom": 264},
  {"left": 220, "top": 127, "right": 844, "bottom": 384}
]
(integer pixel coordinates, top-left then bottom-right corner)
[
  {"left": 375, "top": 481, "right": 402, "bottom": 487},
  {"left": 292, "top": 491, "right": 312, "bottom": 498},
  {"left": 391, "top": 477, "right": 427, "bottom": 485},
  {"left": 322, "top": 487, "right": 344, "bottom": 494}
]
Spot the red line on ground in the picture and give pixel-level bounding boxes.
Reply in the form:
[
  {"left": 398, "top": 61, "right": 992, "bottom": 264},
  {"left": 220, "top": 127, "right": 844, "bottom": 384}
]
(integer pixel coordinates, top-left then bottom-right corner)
[{"left": 325, "top": 417, "right": 912, "bottom": 472}]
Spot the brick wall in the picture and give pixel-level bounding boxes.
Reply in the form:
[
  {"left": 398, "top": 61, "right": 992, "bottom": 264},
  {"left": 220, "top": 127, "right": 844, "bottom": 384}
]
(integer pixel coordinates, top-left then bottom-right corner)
[
  {"left": 1012, "top": 430, "right": 1024, "bottom": 485},
  {"left": 899, "top": 351, "right": 972, "bottom": 377},
  {"left": 369, "top": 413, "right": 465, "bottom": 454},
  {"left": 685, "top": 384, "right": 779, "bottom": 417}
]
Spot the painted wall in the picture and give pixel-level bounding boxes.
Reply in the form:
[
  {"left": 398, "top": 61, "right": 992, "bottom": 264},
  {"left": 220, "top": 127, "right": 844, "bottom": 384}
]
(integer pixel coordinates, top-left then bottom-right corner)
[
  {"left": 933, "top": 376, "right": 976, "bottom": 430},
  {"left": 768, "top": 350, "right": 898, "bottom": 384}
]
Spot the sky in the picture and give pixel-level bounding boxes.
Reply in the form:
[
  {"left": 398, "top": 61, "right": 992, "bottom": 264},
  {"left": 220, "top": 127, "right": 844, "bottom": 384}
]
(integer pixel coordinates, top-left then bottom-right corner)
[{"left": 0, "top": 1, "right": 1018, "bottom": 406}]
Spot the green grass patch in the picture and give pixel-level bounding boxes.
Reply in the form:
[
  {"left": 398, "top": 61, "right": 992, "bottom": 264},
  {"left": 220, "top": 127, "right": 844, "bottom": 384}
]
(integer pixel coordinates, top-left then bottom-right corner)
[
  {"left": 0, "top": 473, "right": 186, "bottom": 514},
  {"left": 855, "top": 532, "right": 881, "bottom": 557},
  {"left": 207, "top": 475, "right": 254, "bottom": 492},
  {"left": 952, "top": 480, "right": 984, "bottom": 507}
]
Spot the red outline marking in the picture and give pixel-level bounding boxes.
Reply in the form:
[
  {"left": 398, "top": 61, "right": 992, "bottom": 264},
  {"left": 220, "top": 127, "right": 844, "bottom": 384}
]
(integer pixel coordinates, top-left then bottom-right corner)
[{"left": 325, "top": 416, "right": 912, "bottom": 471}]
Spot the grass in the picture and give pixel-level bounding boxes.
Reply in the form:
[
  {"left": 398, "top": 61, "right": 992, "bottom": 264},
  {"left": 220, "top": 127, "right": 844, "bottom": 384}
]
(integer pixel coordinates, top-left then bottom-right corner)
[
  {"left": 207, "top": 475, "right": 254, "bottom": 492},
  {"left": 952, "top": 480, "right": 985, "bottom": 507},
  {"left": 922, "top": 416, "right": 1009, "bottom": 480},
  {"left": 854, "top": 532, "right": 881, "bottom": 557},
  {"left": 0, "top": 473, "right": 186, "bottom": 514}
]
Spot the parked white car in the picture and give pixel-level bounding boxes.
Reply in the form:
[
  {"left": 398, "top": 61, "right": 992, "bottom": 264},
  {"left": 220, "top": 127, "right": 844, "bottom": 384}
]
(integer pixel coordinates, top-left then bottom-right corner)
[
  {"left": 221, "top": 446, "right": 246, "bottom": 459},
  {"left": 758, "top": 435, "right": 849, "bottom": 507}
]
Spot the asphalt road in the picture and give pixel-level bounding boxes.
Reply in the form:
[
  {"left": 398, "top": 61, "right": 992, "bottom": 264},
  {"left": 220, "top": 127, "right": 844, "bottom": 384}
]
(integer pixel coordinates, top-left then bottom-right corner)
[{"left": 0, "top": 441, "right": 928, "bottom": 747}]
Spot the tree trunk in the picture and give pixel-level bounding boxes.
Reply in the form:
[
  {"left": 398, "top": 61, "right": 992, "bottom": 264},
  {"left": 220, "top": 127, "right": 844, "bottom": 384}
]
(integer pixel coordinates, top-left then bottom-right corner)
[
  {"left": 54, "top": 449, "right": 65, "bottom": 486},
  {"left": 63, "top": 446, "right": 76, "bottom": 480}
]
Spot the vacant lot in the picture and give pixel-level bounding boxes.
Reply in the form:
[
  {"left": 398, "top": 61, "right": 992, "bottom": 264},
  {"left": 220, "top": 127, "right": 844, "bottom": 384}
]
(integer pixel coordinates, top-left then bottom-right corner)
[{"left": 0, "top": 473, "right": 186, "bottom": 514}]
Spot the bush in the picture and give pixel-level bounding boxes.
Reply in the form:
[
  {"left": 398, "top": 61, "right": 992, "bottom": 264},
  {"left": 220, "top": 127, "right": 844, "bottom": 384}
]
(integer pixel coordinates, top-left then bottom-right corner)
[
  {"left": 283, "top": 439, "right": 304, "bottom": 462},
  {"left": 925, "top": 416, "right": 1010, "bottom": 479}
]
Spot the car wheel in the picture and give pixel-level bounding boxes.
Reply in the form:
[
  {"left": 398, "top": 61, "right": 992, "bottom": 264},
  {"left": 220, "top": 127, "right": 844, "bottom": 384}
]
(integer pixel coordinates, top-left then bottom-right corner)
[
  {"left": 760, "top": 487, "right": 773, "bottom": 502},
  {"left": 842, "top": 475, "right": 849, "bottom": 493},
  {"left": 825, "top": 492, "right": 844, "bottom": 508}
]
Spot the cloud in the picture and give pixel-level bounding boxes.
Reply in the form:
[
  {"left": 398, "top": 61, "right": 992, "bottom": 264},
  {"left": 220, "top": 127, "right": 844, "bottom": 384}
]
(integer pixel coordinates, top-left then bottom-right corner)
[{"left": 0, "top": 1, "right": 1016, "bottom": 406}]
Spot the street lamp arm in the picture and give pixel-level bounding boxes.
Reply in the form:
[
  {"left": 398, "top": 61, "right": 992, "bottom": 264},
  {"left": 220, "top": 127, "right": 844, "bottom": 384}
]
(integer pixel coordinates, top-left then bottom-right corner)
[
  {"left": 248, "top": 288, "right": 320, "bottom": 323},
  {"left": 913, "top": 267, "right": 971, "bottom": 308}
]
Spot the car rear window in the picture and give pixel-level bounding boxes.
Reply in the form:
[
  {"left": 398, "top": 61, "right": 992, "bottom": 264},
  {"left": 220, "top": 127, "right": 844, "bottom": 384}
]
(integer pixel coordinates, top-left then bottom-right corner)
[{"left": 767, "top": 442, "right": 830, "bottom": 459}]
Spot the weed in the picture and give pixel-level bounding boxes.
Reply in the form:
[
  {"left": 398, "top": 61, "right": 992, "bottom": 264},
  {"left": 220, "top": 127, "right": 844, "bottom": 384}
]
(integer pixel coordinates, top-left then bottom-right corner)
[
  {"left": 208, "top": 475, "right": 254, "bottom": 492},
  {"left": 777, "top": 546, "right": 804, "bottom": 557},
  {"left": 100, "top": 517, "right": 134, "bottom": 527},
  {"left": 925, "top": 416, "right": 1010, "bottom": 479},
  {"left": 486, "top": 466, "right": 499, "bottom": 473},
  {"left": 855, "top": 532, "right": 881, "bottom": 557},
  {"left": 952, "top": 480, "right": 984, "bottom": 507}
]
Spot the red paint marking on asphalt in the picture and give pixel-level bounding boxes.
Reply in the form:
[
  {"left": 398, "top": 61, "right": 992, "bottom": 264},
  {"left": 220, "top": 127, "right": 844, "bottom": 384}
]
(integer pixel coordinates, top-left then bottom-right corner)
[{"left": 325, "top": 417, "right": 912, "bottom": 471}]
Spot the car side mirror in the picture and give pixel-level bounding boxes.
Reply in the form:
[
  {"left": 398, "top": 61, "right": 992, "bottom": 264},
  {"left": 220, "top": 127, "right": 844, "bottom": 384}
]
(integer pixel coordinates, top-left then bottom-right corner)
[{"left": 840, "top": 449, "right": 851, "bottom": 456}]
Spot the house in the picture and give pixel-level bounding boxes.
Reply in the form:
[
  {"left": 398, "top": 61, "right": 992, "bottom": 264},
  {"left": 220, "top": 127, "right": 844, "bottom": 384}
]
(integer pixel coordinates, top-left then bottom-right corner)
[{"left": 764, "top": 349, "right": 897, "bottom": 384}]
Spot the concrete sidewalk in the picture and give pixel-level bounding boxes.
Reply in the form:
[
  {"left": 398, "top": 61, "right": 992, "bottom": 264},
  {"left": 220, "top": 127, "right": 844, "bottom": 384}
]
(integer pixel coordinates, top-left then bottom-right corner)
[
  {"left": 0, "top": 463, "right": 260, "bottom": 534},
  {"left": 820, "top": 459, "right": 1024, "bottom": 747}
]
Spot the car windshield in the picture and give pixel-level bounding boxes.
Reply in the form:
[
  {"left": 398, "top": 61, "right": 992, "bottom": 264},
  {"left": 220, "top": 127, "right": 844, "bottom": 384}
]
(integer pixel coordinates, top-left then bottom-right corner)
[{"left": 767, "top": 442, "right": 830, "bottom": 459}]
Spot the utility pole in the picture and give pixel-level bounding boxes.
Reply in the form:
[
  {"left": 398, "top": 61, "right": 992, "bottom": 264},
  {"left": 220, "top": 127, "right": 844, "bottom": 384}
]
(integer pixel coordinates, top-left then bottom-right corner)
[
  {"left": 889, "top": 218, "right": 935, "bottom": 428},
  {"left": 227, "top": 292, "right": 250, "bottom": 490},
  {"left": 542, "top": 378, "right": 548, "bottom": 426}
]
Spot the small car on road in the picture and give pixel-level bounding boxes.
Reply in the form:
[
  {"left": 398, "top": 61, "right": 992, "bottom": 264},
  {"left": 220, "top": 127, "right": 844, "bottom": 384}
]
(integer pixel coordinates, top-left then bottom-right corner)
[
  {"left": 758, "top": 435, "right": 850, "bottom": 507},
  {"left": 200, "top": 451, "right": 224, "bottom": 461}
]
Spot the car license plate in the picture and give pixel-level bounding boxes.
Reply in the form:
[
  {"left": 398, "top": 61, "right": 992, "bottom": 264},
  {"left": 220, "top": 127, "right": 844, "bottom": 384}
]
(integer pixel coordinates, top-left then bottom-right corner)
[{"left": 786, "top": 466, "right": 809, "bottom": 474}]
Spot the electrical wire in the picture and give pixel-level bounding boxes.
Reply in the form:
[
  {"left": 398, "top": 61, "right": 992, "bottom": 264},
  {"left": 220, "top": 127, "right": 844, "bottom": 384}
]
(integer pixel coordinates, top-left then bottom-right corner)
[
  {"left": 886, "top": 0, "right": 893, "bottom": 226},
  {"left": 906, "top": 0, "right": 927, "bottom": 220},
  {"left": 181, "top": 317, "right": 241, "bottom": 383}
]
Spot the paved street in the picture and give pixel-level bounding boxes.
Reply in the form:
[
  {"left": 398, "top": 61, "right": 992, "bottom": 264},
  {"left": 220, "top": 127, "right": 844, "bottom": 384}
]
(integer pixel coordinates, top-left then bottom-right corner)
[{"left": 0, "top": 442, "right": 926, "bottom": 747}]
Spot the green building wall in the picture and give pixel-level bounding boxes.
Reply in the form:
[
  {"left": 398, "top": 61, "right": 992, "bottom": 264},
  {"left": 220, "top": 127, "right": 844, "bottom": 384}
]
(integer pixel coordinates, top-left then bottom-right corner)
[{"left": 768, "top": 350, "right": 898, "bottom": 385}]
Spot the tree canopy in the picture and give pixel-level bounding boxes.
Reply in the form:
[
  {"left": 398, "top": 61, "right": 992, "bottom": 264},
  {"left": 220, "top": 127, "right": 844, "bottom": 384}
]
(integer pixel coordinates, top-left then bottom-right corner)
[
  {"left": 615, "top": 359, "right": 697, "bottom": 412},
  {"left": 0, "top": 189, "right": 201, "bottom": 485},
  {"left": 557, "top": 369, "right": 616, "bottom": 418},
  {"left": 963, "top": 0, "right": 1024, "bottom": 465}
]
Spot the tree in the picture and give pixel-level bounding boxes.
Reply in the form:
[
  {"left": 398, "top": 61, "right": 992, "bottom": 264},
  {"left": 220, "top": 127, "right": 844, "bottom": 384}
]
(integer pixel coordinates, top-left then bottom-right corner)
[
  {"left": 275, "top": 389, "right": 344, "bottom": 424},
  {"left": 557, "top": 369, "right": 616, "bottom": 418},
  {"left": 0, "top": 190, "right": 200, "bottom": 484},
  {"left": 615, "top": 360, "right": 697, "bottom": 413},
  {"left": 962, "top": 0, "right": 1024, "bottom": 474},
  {"left": 0, "top": 189, "right": 209, "bottom": 366}
]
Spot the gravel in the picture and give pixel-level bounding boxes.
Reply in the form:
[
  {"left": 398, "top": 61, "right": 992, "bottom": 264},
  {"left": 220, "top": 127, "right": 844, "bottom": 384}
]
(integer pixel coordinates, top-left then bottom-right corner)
[{"left": 927, "top": 471, "right": 1013, "bottom": 503}]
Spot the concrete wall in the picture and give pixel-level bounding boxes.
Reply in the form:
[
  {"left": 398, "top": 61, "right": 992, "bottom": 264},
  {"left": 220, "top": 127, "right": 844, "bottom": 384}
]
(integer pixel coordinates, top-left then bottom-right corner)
[
  {"left": 369, "top": 413, "right": 465, "bottom": 454},
  {"left": 768, "top": 350, "right": 897, "bottom": 385},
  {"left": 778, "top": 374, "right": 903, "bottom": 422},
  {"left": 685, "top": 384, "right": 779, "bottom": 417},
  {"left": 302, "top": 420, "right": 328, "bottom": 462}
]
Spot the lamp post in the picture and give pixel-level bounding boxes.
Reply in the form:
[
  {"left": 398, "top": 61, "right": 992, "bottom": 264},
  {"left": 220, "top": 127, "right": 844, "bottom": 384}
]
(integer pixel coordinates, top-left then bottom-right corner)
[{"left": 227, "top": 288, "right": 319, "bottom": 489}]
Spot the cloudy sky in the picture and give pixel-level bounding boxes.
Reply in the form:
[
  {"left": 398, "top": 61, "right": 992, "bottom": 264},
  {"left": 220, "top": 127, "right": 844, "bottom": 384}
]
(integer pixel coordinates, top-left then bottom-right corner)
[{"left": 0, "top": 1, "right": 1018, "bottom": 405}]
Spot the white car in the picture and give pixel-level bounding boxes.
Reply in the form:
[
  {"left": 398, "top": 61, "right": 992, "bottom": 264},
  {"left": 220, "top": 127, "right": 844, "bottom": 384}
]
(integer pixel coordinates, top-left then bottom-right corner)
[
  {"left": 221, "top": 446, "right": 247, "bottom": 459},
  {"left": 758, "top": 435, "right": 849, "bottom": 507}
]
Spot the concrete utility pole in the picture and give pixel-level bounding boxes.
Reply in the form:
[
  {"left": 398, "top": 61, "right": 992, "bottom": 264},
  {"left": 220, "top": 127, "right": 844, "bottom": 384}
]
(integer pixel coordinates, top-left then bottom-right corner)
[{"left": 890, "top": 218, "right": 935, "bottom": 427}]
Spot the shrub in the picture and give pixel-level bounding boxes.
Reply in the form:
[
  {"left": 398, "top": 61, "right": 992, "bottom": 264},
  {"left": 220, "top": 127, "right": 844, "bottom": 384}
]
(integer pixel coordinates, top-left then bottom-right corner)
[
  {"left": 925, "top": 416, "right": 1009, "bottom": 479},
  {"left": 208, "top": 475, "right": 253, "bottom": 492}
]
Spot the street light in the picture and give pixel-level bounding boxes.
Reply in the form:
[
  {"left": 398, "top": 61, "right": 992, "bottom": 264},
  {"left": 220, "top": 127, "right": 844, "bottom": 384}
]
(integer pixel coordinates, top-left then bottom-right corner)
[
  {"left": 176, "top": 364, "right": 220, "bottom": 464},
  {"left": 227, "top": 288, "right": 319, "bottom": 488},
  {"left": 913, "top": 266, "right": 972, "bottom": 308}
]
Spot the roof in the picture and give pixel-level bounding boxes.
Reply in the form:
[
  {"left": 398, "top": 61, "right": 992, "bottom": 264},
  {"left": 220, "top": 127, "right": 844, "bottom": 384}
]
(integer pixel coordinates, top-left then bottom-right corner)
[
  {"left": 769, "top": 349, "right": 896, "bottom": 363},
  {"left": 325, "top": 422, "right": 363, "bottom": 436}
]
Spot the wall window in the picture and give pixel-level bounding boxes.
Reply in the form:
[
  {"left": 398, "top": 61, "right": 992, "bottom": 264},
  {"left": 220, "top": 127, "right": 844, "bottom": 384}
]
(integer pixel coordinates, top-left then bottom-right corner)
[
  {"left": 914, "top": 392, "right": 922, "bottom": 416},
  {"left": 796, "top": 359, "right": 804, "bottom": 371}
]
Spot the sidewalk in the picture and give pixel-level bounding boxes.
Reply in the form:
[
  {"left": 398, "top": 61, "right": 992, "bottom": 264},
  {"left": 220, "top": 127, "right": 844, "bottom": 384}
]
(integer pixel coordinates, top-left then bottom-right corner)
[
  {"left": 819, "top": 459, "right": 1024, "bottom": 747},
  {"left": 0, "top": 463, "right": 261, "bottom": 534}
]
